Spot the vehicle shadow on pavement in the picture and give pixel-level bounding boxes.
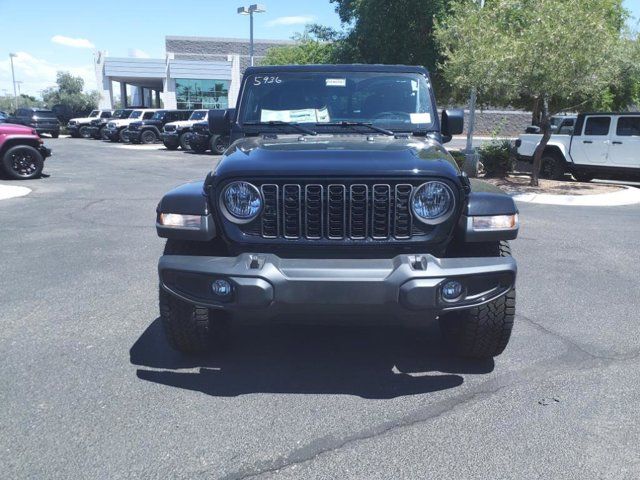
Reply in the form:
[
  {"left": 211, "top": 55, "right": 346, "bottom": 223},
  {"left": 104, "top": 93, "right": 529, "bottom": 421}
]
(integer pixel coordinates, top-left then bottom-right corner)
[{"left": 130, "top": 318, "right": 494, "bottom": 399}]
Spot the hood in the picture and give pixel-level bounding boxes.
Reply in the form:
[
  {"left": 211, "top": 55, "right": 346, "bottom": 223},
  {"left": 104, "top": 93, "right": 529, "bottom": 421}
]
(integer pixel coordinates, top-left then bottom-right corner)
[
  {"left": 69, "top": 116, "right": 94, "bottom": 123},
  {"left": 109, "top": 118, "right": 136, "bottom": 126},
  {"left": 165, "top": 119, "right": 197, "bottom": 129},
  {"left": 0, "top": 123, "right": 37, "bottom": 135},
  {"left": 213, "top": 134, "right": 459, "bottom": 179}
]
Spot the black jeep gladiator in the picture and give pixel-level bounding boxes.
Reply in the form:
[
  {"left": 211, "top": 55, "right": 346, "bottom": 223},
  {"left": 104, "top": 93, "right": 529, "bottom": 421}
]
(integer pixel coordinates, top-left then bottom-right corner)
[{"left": 156, "top": 65, "right": 519, "bottom": 359}]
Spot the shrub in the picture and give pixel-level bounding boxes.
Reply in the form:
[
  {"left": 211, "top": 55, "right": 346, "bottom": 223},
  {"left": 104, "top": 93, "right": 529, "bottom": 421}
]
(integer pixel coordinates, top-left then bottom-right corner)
[{"left": 478, "top": 140, "right": 515, "bottom": 177}]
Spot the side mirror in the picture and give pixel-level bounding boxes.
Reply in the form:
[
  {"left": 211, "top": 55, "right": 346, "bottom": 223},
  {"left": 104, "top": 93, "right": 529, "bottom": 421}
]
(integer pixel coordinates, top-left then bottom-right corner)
[
  {"left": 208, "top": 108, "right": 234, "bottom": 135},
  {"left": 525, "top": 125, "right": 541, "bottom": 134},
  {"left": 441, "top": 109, "right": 464, "bottom": 142}
]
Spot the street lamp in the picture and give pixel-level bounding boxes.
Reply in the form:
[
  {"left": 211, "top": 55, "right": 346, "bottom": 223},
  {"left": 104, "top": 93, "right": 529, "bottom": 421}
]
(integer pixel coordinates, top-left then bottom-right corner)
[
  {"left": 9, "top": 53, "right": 18, "bottom": 112},
  {"left": 237, "top": 4, "right": 266, "bottom": 67}
]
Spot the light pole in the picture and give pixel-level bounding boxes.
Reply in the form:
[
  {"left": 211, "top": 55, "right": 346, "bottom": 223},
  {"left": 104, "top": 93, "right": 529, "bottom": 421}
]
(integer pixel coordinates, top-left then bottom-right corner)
[
  {"left": 9, "top": 53, "right": 18, "bottom": 112},
  {"left": 237, "top": 4, "right": 266, "bottom": 67},
  {"left": 15, "top": 81, "right": 22, "bottom": 106},
  {"left": 463, "top": 0, "right": 485, "bottom": 177}
]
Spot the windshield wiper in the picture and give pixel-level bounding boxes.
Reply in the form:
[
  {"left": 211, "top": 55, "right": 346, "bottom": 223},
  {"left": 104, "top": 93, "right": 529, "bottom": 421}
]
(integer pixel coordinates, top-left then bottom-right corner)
[
  {"left": 244, "top": 121, "right": 317, "bottom": 136},
  {"left": 317, "top": 121, "right": 394, "bottom": 136}
]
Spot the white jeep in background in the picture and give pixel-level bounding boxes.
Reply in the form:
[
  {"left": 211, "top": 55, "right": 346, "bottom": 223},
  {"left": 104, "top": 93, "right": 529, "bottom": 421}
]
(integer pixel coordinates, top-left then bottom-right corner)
[
  {"left": 103, "top": 109, "right": 159, "bottom": 142},
  {"left": 67, "top": 110, "right": 113, "bottom": 138},
  {"left": 516, "top": 113, "right": 640, "bottom": 182},
  {"left": 161, "top": 109, "right": 209, "bottom": 150}
]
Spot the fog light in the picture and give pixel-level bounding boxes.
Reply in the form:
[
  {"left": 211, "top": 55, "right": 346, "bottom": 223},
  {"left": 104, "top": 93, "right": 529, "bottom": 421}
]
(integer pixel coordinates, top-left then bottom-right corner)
[
  {"left": 212, "top": 279, "right": 232, "bottom": 297},
  {"left": 441, "top": 280, "right": 463, "bottom": 302}
]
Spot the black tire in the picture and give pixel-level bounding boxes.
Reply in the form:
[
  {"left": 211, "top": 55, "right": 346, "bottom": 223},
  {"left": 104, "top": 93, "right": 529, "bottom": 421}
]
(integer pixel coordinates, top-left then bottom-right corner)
[
  {"left": 440, "top": 241, "right": 516, "bottom": 359},
  {"left": 160, "top": 240, "right": 228, "bottom": 354},
  {"left": 118, "top": 129, "right": 128, "bottom": 143},
  {"left": 163, "top": 141, "right": 179, "bottom": 151},
  {"left": 540, "top": 154, "right": 565, "bottom": 180},
  {"left": 79, "top": 126, "right": 91, "bottom": 138},
  {"left": 141, "top": 129, "right": 157, "bottom": 144},
  {"left": 51, "top": 132, "right": 59, "bottom": 138},
  {"left": 573, "top": 172, "right": 593, "bottom": 183},
  {"left": 1, "top": 144, "right": 44, "bottom": 180},
  {"left": 70, "top": 131, "right": 80, "bottom": 138},
  {"left": 179, "top": 132, "right": 191, "bottom": 150},
  {"left": 210, "top": 135, "right": 229, "bottom": 155}
]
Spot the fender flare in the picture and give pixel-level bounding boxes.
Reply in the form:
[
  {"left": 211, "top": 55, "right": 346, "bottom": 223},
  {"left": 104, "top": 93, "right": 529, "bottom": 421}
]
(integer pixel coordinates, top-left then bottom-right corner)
[
  {"left": 156, "top": 181, "right": 216, "bottom": 241},
  {"left": 459, "top": 192, "right": 519, "bottom": 242}
]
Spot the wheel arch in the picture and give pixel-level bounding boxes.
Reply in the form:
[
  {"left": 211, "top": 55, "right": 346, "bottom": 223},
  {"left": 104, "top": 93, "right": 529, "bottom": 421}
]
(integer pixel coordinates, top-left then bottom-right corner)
[{"left": 0, "top": 137, "right": 42, "bottom": 157}]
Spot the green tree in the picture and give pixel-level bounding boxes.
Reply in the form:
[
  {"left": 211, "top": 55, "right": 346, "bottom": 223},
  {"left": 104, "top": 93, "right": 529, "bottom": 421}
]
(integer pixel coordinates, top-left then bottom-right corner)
[
  {"left": 42, "top": 72, "right": 100, "bottom": 116},
  {"left": 329, "top": 0, "right": 452, "bottom": 90},
  {"left": 263, "top": 27, "right": 337, "bottom": 65},
  {"left": 436, "top": 0, "right": 630, "bottom": 185}
]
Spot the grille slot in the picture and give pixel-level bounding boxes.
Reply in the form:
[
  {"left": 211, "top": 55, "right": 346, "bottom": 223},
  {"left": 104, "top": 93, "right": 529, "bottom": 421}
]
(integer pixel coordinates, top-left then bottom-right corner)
[
  {"left": 349, "top": 184, "right": 368, "bottom": 239},
  {"left": 282, "top": 184, "right": 302, "bottom": 239},
  {"left": 261, "top": 184, "right": 279, "bottom": 238},
  {"left": 372, "top": 185, "right": 391, "bottom": 239},
  {"left": 394, "top": 184, "right": 413, "bottom": 239},
  {"left": 327, "top": 185, "right": 347, "bottom": 239},
  {"left": 304, "top": 185, "right": 323, "bottom": 239}
]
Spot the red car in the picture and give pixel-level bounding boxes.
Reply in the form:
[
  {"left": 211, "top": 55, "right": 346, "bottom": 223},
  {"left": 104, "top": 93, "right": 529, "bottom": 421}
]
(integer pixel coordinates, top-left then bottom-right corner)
[{"left": 0, "top": 123, "right": 51, "bottom": 180}]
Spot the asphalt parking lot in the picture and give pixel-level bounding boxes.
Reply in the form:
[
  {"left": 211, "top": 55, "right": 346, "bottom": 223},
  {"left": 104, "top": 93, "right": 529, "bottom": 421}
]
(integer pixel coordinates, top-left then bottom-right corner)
[{"left": 1, "top": 137, "right": 639, "bottom": 479}]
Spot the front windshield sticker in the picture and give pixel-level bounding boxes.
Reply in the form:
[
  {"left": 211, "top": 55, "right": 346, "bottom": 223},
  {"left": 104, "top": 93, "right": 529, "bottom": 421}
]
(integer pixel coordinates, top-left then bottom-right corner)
[
  {"left": 326, "top": 78, "right": 346, "bottom": 87},
  {"left": 261, "top": 108, "right": 331, "bottom": 123},
  {"left": 410, "top": 113, "right": 431, "bottom": 124}
]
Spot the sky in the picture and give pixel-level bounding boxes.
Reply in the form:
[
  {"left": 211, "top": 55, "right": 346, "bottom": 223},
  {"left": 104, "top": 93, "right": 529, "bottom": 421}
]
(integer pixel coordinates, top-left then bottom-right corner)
[
  {"left": 0, "top": 0, "right": 343, "bottom": 97},
  {"left": 1, "top": 0, "right": 640, "bottom": 98}
]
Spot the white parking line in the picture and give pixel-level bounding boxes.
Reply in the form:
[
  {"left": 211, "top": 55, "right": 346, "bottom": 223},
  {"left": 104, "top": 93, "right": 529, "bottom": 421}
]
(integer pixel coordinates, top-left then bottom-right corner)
[
  {"left": 117, "top": 144, "right": 165, "bottom": 150},
  {"left": 513, "top": 186, "right": 640, "bottom": 206},
  {"left": 0, "top": 184, "right": 32, "bottom": 200}
]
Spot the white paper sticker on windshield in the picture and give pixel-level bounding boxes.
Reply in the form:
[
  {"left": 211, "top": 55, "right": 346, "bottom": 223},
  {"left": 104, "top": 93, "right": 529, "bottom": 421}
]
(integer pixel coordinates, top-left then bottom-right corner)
[
  {"left": 326, "top": 78, "right": 346, "bottom": 87},
  {"left": 410, "top": 113, "right": 431, "bottom": 124},
  {"left": 261, "top": 108, "right": 331, "bottom": 123}
]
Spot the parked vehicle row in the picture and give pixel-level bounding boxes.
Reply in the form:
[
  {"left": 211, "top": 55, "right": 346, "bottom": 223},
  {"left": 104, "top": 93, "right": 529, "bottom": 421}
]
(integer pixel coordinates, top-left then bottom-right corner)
[
  {"left": 517, "top": 112, "right": 640, "bottom": 182},
  {"left": 69, "top": 107, "right": 231, "bottom": 154}
]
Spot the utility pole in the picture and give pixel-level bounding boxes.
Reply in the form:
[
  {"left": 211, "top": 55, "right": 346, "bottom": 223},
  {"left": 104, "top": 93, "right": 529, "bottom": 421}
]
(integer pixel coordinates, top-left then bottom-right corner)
[
  {"left": 9, "top": 53, "right": 18, "bottom": 112},
  {"left": 463, "top": 0, "right": 485, "bottom": 177}
]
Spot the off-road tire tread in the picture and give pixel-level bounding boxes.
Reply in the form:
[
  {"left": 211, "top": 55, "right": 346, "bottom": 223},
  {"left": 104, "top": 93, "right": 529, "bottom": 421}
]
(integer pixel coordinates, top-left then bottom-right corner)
[{"left": 442, "top": 241, "right": 516, "bottom": 359}]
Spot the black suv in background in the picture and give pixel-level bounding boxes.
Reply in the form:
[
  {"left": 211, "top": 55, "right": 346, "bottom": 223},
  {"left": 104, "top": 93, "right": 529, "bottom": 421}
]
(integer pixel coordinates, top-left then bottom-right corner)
[
  {"left": 188, "top": 113, "right": 230, "bottom": 154},
  {"left": 87, "top": 109, "right": 133, "bottom": 139},
  {"left": 7, "top": 108, "right": 61, "bottom": 137},
  {"left": 125, "top": 110, "right": 192, "bottom": 144}
]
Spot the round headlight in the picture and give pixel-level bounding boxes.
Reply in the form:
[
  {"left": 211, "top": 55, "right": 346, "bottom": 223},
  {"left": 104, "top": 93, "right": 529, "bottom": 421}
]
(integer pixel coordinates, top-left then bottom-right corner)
[
  {"left": 221, "top": 181, "right": 262, "bottom": 223},
  {"left": 411, "top": 181, "right": 455, "bottom": 224}
]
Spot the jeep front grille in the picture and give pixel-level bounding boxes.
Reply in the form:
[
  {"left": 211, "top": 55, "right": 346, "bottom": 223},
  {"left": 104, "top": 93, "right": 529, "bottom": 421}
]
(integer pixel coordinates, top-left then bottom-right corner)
[{"left": 243, "top": 181, "right": 426, "bottom": 241}]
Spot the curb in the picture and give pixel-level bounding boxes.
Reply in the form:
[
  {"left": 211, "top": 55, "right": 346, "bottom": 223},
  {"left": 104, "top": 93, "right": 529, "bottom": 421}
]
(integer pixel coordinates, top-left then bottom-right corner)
[
  {"left": 512, "top": 186, "right": 640, "bottom": 206},
  {"left": 0, "top": 184, "right": 32, "bottom": 201}
]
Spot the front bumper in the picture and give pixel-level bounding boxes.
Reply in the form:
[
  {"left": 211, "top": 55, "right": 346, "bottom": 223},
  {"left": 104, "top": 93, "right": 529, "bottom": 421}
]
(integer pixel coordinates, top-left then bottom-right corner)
[
  {"left": 159, "top": 253, "right": 516, "bottom": 324},
  {"left": 126, "top": 129, "right": 141, "bottom": 143},
  {"left": 67, "top": 124, "right": 81, "bottom": 136},
  {"left": 39, "top": 145, "right": 52, "bottom": 159},
  {"left": 103, "top": 128, "right": 119, "bottom": 141},
  {"left": 189, "top": 132, "right": 209, "bottom": 150},
  {"left": 161, "top": 132, "right": 180, "bottom": 147}
]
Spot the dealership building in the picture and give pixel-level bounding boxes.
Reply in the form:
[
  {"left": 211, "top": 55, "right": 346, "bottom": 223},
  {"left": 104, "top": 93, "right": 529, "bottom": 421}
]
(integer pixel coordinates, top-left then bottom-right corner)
[{"left": 93, "top": 35, "right": 293, "bottom": 110}]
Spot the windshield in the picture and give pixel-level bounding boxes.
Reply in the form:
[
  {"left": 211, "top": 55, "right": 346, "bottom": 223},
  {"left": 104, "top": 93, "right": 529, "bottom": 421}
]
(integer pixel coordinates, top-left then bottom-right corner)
[
  {"left": 239, "top": 72, "right": 435, "bottom": 132},
  {"left": 129, "top": 111, "right": 143, "bottom": 119},
  {"left": 151, "top": 111, "right": 167, "bottom": 120},
  {"left": 88, "top": 110, "right": 99, "bottom": 117},
  {"left": 190, "top": 110, "right": 207, "bottom": 121},
  {"left": 112, "top": 109, "right": 131, "bottom": 119},
  {"left": 33, "top": 110, "right": 57, "bottom": 119}
]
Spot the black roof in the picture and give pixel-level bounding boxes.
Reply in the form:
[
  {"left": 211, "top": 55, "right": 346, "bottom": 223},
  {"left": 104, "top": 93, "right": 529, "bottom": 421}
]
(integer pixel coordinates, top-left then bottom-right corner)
[{"left": 244, "top": 64, "right": 429, "bottom": 75}]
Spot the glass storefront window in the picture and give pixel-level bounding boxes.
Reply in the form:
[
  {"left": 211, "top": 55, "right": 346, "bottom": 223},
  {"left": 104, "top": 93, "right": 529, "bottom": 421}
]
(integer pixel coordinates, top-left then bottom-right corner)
[{"left": 175, "top": 79, "right": 230, "bottom": 110}]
